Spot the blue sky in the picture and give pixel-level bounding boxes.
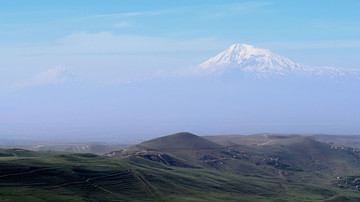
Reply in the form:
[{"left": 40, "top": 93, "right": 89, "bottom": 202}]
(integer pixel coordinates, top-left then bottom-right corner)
[
  {"left": 1, "top": 0, "right": 360, "bottom": 142},
  {"left": 1, "top": 0, "right": 359, "bottom": 86}
]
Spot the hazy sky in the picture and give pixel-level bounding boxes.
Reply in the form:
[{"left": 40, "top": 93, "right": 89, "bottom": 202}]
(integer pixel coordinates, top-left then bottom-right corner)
[{"left": 1, "top": 1, "right": 360, "bottom": 142}]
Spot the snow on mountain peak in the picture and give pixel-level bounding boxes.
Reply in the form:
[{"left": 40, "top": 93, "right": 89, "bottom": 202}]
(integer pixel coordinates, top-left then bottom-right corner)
[
  {"left": 228, "top": 43, "right": 270, "bottom": 56},
  {"left": 199, "top": 43, "right": 303, "bottom": 76},
  {"left": 196, "top": 43, "right": 360, "bottom": 79}
]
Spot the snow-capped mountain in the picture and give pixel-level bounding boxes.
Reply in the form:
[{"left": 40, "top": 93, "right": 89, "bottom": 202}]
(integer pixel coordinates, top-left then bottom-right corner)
[
  {"left": 198, "top": 43, "right": 360, "bottom": 78},
  {"left": 13, "top": 67, "right": 75, "bottom": 88}
]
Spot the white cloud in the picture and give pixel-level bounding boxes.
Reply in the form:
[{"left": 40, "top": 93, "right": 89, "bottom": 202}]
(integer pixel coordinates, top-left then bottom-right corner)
[
  {"left": 0, "top": 31, "right": 228, "bottom": 56},
  {"left": 75, "top": 10, "right": 171, "bottom": 21},
  {"left": 71, "top": 2, "right": 270, "bottom": 23},
  {"left": 0, "top": 32, "right": 230, "bottom": 85},
  {"left": 13, "top": 67, "right": 74, "bottom": 88}
]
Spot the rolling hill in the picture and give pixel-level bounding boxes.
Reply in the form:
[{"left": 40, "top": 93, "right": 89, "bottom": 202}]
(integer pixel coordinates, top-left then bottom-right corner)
[
  {"left": 130, "top": 132, "right": 221, "bottom": 150},
  {"left": 1, "top": 133, "right": 360, "bottom": 201}
]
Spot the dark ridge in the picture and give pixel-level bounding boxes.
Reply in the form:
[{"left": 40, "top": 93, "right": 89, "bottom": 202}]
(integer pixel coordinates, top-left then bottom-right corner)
[{"left": 136, "top": 132, "right": 222, "bottom": 150}]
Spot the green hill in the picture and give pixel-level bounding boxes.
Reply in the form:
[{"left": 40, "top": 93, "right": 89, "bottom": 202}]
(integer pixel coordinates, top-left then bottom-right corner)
[
  {"left": 135, "top": 132, "right": 222, "bottom": 150},
  {"left": 1, "top": 133, "right": 360, "bottom": 201}
]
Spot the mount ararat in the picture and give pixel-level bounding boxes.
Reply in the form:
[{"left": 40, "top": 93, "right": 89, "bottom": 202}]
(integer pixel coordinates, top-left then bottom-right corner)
[
  {"left": 3, "top": 43, "right": 360, "bottom": 141},
  {"left": 196, "top": 43, "right": 360, "bottom": 79}
]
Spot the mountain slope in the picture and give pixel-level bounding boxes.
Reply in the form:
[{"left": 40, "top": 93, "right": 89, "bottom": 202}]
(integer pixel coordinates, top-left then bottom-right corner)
[
  {"left": 107, "top": 132, "right": 223, "bottom": 168},
  {"left": 2, "top": 134, "right": 360, "bottom": 201},
  {"left": 110, "top": 133, "right": 360, "bottom": 176},
  {"left": 132, "top": 132, "right": 222, "bottom": 151},
  {"left": 198, "top": 43, "right": 360, "bottom": 78},
  {"left": 200, "top": 44, "right": 304, "bottom": 75}
]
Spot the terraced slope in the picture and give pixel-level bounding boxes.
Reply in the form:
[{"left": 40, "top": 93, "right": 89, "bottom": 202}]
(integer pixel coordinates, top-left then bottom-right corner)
[{"left": 1, "top": 133, "right": 360, "bottom": 201}]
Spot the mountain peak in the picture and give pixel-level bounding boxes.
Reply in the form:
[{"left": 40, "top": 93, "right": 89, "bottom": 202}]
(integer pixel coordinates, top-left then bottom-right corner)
[
  {"left": 197, "top": 43, "right": 360, "bottom": 78},
  {"left": 228, "top": 43, "right": 272, "bottom": 58},
  {"left": 199, "top": 43, "right": 301, "bottom": 76},
  {"left": 229, "top": 43, "right": 259, "bottom": 51},
  {"left": 229, "top": 43, "right": 252, "bottom": 49}
]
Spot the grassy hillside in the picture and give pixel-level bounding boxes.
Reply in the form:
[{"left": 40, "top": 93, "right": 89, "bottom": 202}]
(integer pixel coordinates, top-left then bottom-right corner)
[
  {"left": 0, "top": 150, "right": 280, "bottom": 201},
  {"left": 1, "top": 133, "right": 360, "bottom": 201},
  {"left": 311, "top": 134, "right": 360, "bottom": 148},
  {"left": 110, "top": 133, "right": 360, "bottom": 200},
  {"left": 132, "top": 132, "right": 222, "bottom": 150}
]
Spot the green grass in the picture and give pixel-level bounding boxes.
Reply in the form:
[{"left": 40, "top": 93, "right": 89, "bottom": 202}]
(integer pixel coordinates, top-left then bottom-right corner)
[{"left": 1, "top": 134, "right": 360, "bottom": 201}]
